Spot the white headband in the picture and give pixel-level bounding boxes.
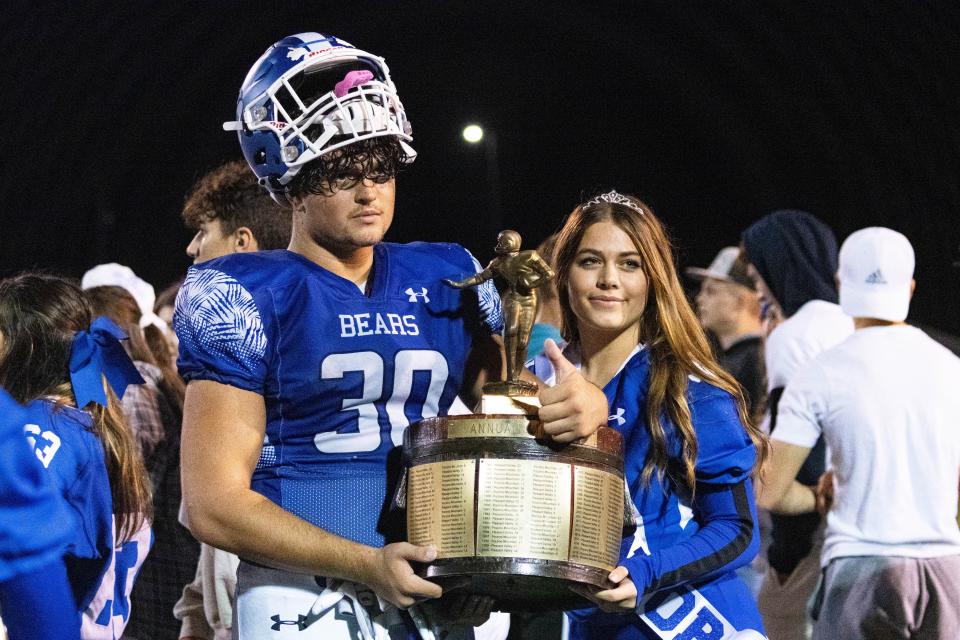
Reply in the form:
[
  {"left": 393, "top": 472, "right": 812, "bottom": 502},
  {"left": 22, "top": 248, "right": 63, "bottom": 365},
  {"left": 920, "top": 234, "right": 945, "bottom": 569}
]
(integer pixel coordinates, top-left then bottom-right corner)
[{"left": 582, "top": 190, "right": 645, "bottom": 215}]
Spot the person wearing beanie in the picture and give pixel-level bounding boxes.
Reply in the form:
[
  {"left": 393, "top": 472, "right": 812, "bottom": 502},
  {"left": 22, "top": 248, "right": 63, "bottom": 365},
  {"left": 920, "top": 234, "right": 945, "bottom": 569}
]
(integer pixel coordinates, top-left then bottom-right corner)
[
  {"left": 758, "top": 227, "right": 960, "bottom": 640},
  {"left": 741, "top": 210, "right": 854, "bottom": 640}
]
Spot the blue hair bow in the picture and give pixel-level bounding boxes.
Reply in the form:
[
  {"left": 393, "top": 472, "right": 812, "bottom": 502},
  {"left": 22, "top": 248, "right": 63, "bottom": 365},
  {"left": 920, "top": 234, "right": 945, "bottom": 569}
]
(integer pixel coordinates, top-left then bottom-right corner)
[{"left": 69, "top": 316, "right": 145, "bottom": 408}]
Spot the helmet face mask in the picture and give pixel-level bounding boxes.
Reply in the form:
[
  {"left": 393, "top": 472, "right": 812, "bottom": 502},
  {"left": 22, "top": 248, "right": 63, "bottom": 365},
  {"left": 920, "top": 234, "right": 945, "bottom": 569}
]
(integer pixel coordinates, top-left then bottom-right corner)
[{"left": 227, "top": 33, "right": 415, "bottom": 202}]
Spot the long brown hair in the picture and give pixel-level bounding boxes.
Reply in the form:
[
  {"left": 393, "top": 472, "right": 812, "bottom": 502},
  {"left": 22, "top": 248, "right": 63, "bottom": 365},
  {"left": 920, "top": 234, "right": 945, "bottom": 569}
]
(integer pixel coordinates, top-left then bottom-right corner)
[
  {"left": 554, "top": 196, "right": 768, "bottom": 491},
  {"left": 0, "top": 273, "right": 152, "bottom": 541}
]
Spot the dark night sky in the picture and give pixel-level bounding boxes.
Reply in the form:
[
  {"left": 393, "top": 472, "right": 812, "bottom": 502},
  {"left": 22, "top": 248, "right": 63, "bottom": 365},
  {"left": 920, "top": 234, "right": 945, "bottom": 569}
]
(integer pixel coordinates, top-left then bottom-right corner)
[{"left": 3, "top": 1, "right": 959, "bottom": 334}]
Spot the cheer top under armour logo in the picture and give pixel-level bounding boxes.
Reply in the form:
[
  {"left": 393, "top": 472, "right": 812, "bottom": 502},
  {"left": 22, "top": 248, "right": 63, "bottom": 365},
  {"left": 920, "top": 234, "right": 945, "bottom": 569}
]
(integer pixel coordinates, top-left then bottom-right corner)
[
  {"left": 610, "top": 407, "right": 626, "bottom": 426},
  {"left": 865, "top": 269, "right": 887, "bottom": 284},
  {"left": 405, "top": 286, "right": 430, "bottom": 302}
]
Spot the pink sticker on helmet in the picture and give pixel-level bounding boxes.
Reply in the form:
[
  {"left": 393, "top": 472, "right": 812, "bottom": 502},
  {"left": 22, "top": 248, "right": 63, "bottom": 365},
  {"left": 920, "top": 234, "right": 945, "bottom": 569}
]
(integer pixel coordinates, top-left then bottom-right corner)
[{"left": 334, "top": 70, "right": 375, "bottom": 98}]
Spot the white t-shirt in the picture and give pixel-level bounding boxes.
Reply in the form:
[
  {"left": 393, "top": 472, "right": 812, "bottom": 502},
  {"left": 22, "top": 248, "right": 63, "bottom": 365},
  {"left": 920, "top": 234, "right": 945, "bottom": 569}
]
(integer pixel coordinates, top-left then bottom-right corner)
[
  {"left": 773, "top": 325, "right": 960, "bottom": 565},
  {"left": 765, "top": 300, "right": 854, "bottom": 391}
]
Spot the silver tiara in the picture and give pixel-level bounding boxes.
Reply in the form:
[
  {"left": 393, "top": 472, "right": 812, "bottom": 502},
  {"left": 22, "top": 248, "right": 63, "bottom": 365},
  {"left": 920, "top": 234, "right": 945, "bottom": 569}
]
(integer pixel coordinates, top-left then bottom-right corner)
[{"left": 582, "top": 190, "right": 644, "bottom": 215}]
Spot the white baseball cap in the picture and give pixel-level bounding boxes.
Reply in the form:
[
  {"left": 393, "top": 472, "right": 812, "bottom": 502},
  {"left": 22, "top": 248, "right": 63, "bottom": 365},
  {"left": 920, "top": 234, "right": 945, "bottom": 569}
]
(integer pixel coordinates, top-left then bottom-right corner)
[
  {"left": 838, "top": 227, "right": 914, "bottom": 322},
  {"left": 81, "top": 263, "right": 168, "bottom": 331},
  {"left": 685, "top": 246, "right": 755, "bottom": 290}
]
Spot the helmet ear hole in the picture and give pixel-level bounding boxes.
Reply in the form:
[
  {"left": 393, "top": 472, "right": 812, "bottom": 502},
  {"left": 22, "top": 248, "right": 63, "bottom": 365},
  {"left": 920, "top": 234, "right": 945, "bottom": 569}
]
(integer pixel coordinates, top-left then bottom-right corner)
[{"left": 254, "top": 149, "right": 267, "bottom": 164}]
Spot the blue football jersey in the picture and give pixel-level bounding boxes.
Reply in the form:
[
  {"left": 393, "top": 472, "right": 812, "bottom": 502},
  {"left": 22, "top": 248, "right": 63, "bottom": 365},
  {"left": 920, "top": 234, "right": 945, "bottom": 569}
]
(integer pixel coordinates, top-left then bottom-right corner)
[
  {"left": 175, "top": 244, "right": 502, "bottom": 547},
  {"left": 531, "top": 346, "right": 764, "bottom": 640},
  {"left": 0, "top": 389, "right": 72, "bottom": 583}
]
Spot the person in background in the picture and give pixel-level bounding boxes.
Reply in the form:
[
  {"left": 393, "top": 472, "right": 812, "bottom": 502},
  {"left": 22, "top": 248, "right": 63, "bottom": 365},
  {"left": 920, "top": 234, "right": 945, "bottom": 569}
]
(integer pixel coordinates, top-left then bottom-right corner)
[
  {"left": 174, "top": 159, "right": 293, "bottom": 640},
  {"left": 182, "top": 160, "right": 292, "bottom": 265},
  {"left": 0, "top": 387, "right": 79, "bottom": 639},
  {"left": 759, "top": 227, "right": 960, "bottom": 640},
  {"left": 86, "top": 282, "right": 193, "bottom": 639},
  {"left": 154, "top": 279, "right": 184, "bottom": 367},
  {"left": 686, "top": 246, "right": 766, "bottom": 420},
  {"left": 0, "top": 273, "right": 152, "bottom": 638},
  {"left": 530, "top": 191, "right": 767, "bottom": 640},
  {"left": 686, "top": 246, "right": 769, "bottom": 599},
  {"left": 741, "top": 210, "right": 853, "bottom": 640}
]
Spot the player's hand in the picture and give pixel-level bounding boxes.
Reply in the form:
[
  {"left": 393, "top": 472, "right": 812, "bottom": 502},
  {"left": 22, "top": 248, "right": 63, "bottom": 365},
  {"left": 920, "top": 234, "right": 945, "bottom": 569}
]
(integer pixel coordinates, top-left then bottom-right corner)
[
  {"left": 365, "top": 543, "right": 443, "bottom": 608},
  {"left": 572, "top": 566, "right": 637, "bottom": 613},
  {"left": 537, "top": 339, "right": 609, "bottom": 443},
  {"left": 815, "top": 469, "right": 834, "bottom": 516}
]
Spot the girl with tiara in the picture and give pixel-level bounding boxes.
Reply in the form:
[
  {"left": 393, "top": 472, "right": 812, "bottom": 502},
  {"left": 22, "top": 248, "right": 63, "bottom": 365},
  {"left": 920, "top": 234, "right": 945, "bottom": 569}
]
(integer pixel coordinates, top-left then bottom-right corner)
[{"left": 530, "top": 192, "right": 768, "bottom": 640}]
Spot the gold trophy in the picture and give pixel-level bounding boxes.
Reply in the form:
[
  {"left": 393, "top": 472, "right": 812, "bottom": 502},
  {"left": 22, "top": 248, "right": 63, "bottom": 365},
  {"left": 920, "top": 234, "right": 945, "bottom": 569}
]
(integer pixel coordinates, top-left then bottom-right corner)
[{"left": 403, "top": 231, "right": 629, "bottom": 611}]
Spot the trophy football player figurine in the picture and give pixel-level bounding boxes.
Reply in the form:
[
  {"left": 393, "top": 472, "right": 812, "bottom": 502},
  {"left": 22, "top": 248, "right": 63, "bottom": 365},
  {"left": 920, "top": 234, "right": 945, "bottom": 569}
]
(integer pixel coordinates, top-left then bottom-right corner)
[{"left": 445, "top": 230, "right": 555, "bottom": 407}]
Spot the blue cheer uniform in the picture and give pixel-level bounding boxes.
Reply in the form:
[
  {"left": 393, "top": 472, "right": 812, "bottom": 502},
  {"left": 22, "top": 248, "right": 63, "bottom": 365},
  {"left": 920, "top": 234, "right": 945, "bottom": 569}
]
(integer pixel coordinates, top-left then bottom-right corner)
[{"left": 531, "top": 346, "right": 765, "bottom": 640}]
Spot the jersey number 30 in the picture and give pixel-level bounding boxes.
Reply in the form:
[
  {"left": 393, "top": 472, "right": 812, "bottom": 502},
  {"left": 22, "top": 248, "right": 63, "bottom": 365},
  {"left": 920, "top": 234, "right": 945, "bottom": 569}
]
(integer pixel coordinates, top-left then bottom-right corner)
[{"left": 314, "top": 349, "right": 449, "bottom": 453}]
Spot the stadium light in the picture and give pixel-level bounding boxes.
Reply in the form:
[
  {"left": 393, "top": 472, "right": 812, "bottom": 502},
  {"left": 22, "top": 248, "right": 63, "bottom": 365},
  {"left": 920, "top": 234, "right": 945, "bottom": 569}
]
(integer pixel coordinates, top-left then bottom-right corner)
[{"left": 462, "top": 124, "right": 484, "bottom": 144}]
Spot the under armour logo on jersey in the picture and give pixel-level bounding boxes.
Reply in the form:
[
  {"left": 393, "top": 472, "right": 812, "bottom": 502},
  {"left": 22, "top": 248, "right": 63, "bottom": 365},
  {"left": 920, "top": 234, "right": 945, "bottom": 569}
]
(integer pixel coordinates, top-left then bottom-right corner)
[
  {"left": 406, "top": 287, "right": 430, "bottom": 303},
  {"left": 609, "top": 407, "right": 626, "bottom": 426},
  {"left": 865, "top": 269, "right": 887, "bottom": 284},
  {"left": 270, "top": 612, "right": 320, "bottom": 631}
]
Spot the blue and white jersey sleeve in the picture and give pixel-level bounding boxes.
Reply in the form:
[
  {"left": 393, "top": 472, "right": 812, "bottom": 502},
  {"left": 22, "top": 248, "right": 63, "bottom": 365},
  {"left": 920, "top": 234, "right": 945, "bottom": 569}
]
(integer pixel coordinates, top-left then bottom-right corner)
[{"left": 174, "top": 266, "right": 270, "bottom": 392}]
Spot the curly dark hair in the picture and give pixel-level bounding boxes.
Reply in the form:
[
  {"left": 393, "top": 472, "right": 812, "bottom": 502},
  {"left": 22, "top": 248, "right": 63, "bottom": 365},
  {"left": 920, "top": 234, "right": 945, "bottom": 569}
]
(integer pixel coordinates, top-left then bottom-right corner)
[
  {"left": 182, "top": 160, "right": 292, "bottom": 250},
  {"left": 287, "top": 137, "right": 409, "bottom": 199}
]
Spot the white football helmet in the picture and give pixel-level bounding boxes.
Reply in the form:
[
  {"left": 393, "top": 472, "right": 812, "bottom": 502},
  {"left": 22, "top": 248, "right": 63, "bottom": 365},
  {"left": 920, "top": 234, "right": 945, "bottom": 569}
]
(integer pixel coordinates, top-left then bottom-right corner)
[{"left": 224, "top": 32, "right": 415, "bottom": 201}]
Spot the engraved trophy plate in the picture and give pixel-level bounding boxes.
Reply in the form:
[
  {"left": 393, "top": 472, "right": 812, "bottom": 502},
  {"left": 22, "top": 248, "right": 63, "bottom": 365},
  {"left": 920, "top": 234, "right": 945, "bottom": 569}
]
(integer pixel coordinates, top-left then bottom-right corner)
[
  {"left": 407, "top": 460, "right": 476, "bottom": 558},
  {"left": 404, "top": 415, "right": 628, "bottom": 611}
]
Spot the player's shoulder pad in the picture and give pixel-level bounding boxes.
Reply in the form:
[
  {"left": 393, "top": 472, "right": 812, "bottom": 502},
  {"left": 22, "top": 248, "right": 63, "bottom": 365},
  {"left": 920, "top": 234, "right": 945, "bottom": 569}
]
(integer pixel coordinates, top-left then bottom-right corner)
[
  {"left": 188, "top": 249, "right": 297, "bottom": 289},
  {"left": 385, "top": 241, "right": 477, "bottom": 275}
]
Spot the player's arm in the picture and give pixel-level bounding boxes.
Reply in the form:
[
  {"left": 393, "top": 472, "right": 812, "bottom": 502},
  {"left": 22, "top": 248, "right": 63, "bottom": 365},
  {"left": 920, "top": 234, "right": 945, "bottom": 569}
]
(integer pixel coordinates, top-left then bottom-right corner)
[{"left": 180, "top": 380, "right": 442, "bottom": 607}]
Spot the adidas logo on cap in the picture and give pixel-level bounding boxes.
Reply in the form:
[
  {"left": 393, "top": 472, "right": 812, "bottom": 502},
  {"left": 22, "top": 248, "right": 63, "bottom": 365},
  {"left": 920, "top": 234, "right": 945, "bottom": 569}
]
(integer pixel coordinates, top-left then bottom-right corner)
[{"left": 864, "top": 269, "right": 887, "bottom": 285}]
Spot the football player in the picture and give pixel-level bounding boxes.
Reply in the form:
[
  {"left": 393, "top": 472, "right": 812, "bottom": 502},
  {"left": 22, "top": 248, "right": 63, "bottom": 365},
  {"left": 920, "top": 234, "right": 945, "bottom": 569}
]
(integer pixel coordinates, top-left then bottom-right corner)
[{"left": 175, "top": 32, "right": 607, "bottom": 638}]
